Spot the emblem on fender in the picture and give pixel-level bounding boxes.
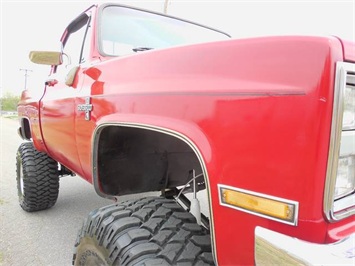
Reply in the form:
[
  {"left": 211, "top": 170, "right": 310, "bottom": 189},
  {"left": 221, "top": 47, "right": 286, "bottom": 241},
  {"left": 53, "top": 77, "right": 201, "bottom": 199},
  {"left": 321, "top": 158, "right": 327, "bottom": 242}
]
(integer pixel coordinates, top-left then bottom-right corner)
[{"left": 77, "top": 97, "right": 93, "bottom": 121}]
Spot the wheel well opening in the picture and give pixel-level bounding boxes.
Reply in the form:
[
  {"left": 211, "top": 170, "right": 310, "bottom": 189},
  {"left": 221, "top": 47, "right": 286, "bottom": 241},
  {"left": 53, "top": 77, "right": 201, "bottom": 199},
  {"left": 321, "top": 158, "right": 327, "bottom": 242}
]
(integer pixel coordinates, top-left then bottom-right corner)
[
  {"left": 96, "top": 126, "right": 204, "bottom": 196},
  {"left": 21, "top": 118, "right": 31, "bottom": 140}
]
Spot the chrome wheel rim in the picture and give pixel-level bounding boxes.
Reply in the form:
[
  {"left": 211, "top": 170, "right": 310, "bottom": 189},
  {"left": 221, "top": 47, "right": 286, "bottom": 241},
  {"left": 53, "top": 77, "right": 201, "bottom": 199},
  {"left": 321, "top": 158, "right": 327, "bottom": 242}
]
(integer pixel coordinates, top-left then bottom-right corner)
[{"left": 19, "top": 160, "right": 24, "bottom": 195}]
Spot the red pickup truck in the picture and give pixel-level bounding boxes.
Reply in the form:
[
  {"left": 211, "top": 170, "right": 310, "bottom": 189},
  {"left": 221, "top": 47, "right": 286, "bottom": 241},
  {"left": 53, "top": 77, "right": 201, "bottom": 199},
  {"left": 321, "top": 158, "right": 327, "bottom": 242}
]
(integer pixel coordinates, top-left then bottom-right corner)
[{"left": 17, "top": 3, "right": 354, "bottom": 265}]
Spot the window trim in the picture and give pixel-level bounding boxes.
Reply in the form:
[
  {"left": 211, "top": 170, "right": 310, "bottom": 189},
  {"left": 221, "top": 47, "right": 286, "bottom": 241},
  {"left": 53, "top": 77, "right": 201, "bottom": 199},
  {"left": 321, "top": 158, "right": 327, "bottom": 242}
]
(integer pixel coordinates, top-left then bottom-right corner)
[{"left": 96, "top": 3, "right": 231, "bottom": 58}]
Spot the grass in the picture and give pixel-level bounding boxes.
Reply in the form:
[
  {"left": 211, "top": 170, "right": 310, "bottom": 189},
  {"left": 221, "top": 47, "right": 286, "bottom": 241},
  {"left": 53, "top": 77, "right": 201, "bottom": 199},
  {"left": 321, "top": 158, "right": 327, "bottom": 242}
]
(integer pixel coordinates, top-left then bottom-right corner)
[{"left": 1, "top": 115, "right": 18, "bottom": 120}]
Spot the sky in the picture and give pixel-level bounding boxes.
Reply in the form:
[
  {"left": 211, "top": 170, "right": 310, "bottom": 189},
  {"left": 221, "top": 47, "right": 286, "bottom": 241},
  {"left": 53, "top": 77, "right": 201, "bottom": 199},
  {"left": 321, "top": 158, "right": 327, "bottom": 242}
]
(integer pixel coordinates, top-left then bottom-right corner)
[{"left": 0, "top": 0, "right": 354, "bottom": 97}]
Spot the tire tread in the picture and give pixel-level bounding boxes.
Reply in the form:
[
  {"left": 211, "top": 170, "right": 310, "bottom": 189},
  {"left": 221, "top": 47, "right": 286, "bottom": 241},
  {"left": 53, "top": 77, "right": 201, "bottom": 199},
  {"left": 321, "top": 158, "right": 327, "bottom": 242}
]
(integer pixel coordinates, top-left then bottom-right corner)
[
  {"left": 73, "top": 197, "right": 214, "bottom": 265},
  {"left": 16, "top": 142, "right": 59, "bottom": 212}
]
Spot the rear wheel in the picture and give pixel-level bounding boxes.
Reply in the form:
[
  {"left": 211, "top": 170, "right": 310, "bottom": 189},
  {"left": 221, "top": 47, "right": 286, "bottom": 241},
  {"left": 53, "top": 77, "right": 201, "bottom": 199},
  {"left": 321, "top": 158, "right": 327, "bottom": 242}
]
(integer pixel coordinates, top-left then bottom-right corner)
[
  {"left": 16, "top": 142, "right": 60, "bottom": 212},
  {"left": 73, "top": 197, "right": 214, "bottom": 266}
]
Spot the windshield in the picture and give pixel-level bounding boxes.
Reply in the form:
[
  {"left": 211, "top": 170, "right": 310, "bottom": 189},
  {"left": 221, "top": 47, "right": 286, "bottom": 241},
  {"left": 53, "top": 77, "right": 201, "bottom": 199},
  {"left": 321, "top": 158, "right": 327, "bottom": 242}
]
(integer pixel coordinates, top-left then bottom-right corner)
[{"left": 99, "top": 5, "right": 230, "bottom": 56}]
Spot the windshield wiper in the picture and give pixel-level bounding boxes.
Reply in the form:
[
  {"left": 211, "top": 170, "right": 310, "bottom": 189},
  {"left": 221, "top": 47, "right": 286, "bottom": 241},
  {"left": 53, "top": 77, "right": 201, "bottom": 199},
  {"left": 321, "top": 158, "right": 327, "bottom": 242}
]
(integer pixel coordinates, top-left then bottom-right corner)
[{"left": 132, "top": 47, "right": 154, "bottom": 52}]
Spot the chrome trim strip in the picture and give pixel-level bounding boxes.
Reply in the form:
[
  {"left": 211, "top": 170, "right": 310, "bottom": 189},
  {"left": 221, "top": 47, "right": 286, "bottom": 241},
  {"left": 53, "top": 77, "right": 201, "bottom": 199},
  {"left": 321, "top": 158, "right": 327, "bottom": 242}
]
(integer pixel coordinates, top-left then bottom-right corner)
[
  {"left": 92, "top": 122, "right": 218, "bottom": 264},
  {"left": 334, "top": 194, "right": 355, "bottom": 212},
  {"left": 324, "top": 61, "right": 355, "bottom": 221},
  {"left": 218, "top": 184, "right": 299, "bottom": 226}
]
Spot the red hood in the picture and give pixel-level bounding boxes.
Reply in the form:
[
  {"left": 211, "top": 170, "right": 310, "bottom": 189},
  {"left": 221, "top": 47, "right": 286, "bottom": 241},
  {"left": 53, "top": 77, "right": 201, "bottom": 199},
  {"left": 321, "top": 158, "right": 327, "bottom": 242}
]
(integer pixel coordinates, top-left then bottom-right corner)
[{"left": 338, "top": 37, "right": 355, "bottom": 62}]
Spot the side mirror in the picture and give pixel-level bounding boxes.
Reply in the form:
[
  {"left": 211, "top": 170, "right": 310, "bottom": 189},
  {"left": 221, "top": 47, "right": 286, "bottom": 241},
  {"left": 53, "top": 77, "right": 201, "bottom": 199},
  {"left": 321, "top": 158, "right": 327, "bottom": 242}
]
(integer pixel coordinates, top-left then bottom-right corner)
[
  {"left": 29, "top": 51, "right": 62, "bottom": 66},
  {"left": 65, "top": 66, "right": 80, "bottom": 87}
]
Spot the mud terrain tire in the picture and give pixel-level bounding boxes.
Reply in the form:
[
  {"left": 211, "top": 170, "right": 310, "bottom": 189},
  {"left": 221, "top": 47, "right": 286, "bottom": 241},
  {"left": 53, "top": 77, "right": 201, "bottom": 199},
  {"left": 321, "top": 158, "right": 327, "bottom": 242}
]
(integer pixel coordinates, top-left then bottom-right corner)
[
  {"left": 73, "top": 197, "right": 214, "bottom": 265},
  {"left": 16, "top": 142, "right": 59, "bottom": 212}
]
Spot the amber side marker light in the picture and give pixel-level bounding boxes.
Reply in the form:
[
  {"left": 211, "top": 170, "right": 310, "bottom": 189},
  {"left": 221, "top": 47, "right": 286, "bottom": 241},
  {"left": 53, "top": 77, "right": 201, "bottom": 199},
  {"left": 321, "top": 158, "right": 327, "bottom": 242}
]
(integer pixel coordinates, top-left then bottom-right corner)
[{"left": 218, "top": 185, "right": 299, "bottom": 226}]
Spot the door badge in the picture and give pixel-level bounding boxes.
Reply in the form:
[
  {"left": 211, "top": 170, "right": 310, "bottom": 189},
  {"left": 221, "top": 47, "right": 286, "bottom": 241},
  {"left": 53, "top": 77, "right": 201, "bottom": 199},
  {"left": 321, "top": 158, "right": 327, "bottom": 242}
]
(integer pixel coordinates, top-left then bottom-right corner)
[{"left": 77, "top": 97, "right": 93, "bottom": 121}]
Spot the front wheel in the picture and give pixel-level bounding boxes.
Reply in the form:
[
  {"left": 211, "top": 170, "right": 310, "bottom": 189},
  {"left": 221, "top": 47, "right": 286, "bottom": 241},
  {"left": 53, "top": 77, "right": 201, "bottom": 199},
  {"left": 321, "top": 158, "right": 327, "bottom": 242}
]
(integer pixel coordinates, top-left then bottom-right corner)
[
  {"left": 73, "top": 197, "right": 214, "bottom": 265},
  {"left": 16, "top": 142, "right": 60, "bottom": 212}
]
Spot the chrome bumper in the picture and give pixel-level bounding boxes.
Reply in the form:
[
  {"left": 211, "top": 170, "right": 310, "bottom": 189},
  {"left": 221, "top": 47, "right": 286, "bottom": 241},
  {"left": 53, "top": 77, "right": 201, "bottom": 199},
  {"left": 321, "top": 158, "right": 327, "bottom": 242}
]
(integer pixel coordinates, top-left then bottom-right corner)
[{"left": 255, "top": 226, "right": 355, "bottom": 265}]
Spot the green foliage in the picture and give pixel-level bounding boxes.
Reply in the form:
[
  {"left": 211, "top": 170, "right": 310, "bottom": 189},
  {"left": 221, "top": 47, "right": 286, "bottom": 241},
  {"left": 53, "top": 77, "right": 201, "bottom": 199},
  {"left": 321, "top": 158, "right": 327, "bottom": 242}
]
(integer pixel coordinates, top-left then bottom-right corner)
[{"left": 0, "top": 92, "right": 21, "bottom": 111}]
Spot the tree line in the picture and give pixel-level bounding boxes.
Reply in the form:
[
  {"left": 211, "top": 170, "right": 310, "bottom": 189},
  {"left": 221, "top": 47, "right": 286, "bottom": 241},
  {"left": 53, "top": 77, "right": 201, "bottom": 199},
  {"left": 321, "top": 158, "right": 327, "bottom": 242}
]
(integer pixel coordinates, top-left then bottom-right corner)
[{"left": 0, "top": 92, "right": 21, "bottom": 111}]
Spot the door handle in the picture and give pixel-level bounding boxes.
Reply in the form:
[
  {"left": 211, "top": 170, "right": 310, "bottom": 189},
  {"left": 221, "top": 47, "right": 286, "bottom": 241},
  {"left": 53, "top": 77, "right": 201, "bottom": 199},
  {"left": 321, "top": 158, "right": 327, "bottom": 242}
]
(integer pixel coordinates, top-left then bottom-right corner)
[{"left": 45, "top": 79, "right": 58, "bottom": 86}]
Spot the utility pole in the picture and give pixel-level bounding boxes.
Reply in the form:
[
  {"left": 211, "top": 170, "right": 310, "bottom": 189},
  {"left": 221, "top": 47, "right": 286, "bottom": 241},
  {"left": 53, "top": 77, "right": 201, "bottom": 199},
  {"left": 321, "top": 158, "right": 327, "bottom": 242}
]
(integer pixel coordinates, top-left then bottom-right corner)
[
  {"left": 19, "top": 68, "right": 33, "bottom": 90},
  {"left": 164, "top": 0, "right": 169, "bottom": 14}
]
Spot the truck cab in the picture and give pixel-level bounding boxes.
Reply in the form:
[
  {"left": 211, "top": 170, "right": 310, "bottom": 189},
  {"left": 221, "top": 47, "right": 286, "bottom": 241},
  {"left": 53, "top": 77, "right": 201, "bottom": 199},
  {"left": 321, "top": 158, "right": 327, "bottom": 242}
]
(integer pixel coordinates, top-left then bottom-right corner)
[{"left": 17, "top": 3, "right": 354, "bottom": 265}]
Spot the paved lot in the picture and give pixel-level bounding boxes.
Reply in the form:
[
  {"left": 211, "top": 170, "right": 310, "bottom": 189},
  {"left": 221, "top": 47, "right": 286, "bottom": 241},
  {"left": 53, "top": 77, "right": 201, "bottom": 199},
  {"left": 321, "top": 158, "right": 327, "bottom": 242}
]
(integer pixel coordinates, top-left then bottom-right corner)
[
  {"left": 0, "top": 117, "right": 155, "bottom": 265},
  {"left": 0, "top": 117, "right": 210, "bottom": 265}
]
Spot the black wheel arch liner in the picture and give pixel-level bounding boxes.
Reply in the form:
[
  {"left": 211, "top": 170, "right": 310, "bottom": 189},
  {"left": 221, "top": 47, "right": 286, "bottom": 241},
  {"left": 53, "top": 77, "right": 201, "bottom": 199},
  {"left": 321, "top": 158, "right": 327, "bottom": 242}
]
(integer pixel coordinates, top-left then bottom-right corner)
[
  {"left": 92, "top": 121, "right": 212, "bottom": 198},
  {"left": 18, "top": 117, "right": 32, "bottom": 141}
]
